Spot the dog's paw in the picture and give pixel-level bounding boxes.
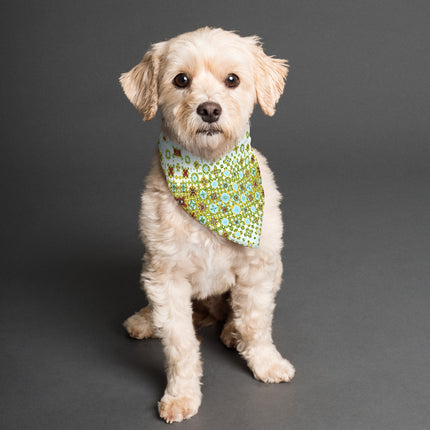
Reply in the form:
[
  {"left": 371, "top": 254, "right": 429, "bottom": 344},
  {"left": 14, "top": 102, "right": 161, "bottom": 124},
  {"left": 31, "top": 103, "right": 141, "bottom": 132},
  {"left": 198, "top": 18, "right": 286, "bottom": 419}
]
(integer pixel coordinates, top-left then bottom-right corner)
[
  {"left": 220, "top": 321, "right": 237, "bottom": 349},
  {"left": 122, "top": 307, "right": 154, "bottom": 339},
  {"left": 252, "top": 356, "right": 295, "bottom": 383},
  {"left": 158, "top": 395, "right": 200, "bottom": 423}
]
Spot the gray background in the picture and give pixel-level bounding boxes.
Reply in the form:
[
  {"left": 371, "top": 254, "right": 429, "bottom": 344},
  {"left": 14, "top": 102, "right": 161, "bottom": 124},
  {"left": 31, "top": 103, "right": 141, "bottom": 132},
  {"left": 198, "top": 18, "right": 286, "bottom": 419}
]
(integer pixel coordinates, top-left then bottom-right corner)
[{"left": 1, "top": 0, "right": 429, "bottom": 429}]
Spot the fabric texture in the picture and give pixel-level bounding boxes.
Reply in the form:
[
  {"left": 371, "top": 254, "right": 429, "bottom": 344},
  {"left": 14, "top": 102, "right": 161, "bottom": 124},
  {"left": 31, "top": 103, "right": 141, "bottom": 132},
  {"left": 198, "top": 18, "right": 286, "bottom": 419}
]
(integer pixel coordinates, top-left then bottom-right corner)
[{"left": 158, "top": 129, "right": 265, "bottom": 248}]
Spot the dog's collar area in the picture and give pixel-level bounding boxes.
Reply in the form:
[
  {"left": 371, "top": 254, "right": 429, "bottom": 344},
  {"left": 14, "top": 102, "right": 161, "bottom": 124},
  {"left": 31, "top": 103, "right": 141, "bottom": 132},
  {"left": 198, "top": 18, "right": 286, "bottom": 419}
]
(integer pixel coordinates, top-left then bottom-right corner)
[{"left": 158, "top": 128, "right": 265, "bottom": 248}]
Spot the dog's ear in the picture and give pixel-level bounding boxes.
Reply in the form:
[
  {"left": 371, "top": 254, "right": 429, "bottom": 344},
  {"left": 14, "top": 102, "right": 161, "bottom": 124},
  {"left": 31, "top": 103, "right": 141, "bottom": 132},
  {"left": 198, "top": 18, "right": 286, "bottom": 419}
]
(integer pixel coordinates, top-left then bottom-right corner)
[
  {"left": 251, "top": 39, "right": 289, "bottom": 116},
  {"left": 119, "top": 42, "right": 165, "bottom": 121}
]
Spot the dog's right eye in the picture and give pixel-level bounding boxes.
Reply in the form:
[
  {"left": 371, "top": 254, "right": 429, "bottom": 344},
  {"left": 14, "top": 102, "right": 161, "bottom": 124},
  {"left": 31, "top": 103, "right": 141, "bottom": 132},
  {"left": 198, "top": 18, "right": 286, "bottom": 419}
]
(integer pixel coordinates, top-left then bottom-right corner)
[{"left": 173, "top": 73, "right": 191, "bottom": 89}]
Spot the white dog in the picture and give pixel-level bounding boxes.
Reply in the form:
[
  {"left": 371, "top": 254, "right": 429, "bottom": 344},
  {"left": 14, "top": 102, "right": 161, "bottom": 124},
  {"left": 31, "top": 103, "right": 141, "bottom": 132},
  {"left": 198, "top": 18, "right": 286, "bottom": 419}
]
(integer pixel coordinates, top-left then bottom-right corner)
[{"left": 120, "top": 27, "right": 294, "bottom": 423}]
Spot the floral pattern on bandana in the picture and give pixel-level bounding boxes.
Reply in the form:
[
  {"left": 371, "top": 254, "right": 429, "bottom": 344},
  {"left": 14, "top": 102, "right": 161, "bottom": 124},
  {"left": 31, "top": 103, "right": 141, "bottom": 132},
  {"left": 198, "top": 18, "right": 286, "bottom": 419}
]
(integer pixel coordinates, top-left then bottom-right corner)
[{"left": 159, "top": 129, "right": 264, "bottom": 248}]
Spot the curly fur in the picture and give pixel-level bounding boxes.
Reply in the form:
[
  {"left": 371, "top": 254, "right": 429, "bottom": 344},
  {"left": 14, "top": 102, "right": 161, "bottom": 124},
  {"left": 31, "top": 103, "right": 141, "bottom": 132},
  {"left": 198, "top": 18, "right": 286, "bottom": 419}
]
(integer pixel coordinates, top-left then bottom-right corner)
[{"left": 120, "top": 27, "right": 294, "bottom": 423}]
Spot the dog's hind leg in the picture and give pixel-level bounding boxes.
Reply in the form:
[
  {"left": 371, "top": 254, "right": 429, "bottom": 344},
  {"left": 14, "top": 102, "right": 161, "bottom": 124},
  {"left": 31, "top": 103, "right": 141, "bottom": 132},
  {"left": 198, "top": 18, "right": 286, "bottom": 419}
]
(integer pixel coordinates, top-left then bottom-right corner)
[
  {"left": 220, "top": 313, "right": 238, "bottom": 348},
  {"left": 124, "top": 293, "right": 230, "bottom": 340},
  {"left": 123, "top": 305, "right": 157, "bottom": 339}
]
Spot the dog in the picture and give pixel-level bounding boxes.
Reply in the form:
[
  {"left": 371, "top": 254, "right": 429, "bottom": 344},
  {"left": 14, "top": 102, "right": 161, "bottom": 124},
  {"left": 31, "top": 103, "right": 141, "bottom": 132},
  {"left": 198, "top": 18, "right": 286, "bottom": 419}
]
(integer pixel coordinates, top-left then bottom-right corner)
[{"left": 120, "top": 27, "right": 294, "bottom": 423}]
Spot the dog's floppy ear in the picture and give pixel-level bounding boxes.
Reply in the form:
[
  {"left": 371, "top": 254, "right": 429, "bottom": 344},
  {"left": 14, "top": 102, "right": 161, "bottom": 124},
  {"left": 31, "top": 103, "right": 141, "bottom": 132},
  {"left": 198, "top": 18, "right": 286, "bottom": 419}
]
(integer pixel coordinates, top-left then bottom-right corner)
[
  {"left": 119, "top": 42, "right": 165, "bottom": 121},
  {"left": 251, "top": 39, "right": 289, "bottom": 116}
]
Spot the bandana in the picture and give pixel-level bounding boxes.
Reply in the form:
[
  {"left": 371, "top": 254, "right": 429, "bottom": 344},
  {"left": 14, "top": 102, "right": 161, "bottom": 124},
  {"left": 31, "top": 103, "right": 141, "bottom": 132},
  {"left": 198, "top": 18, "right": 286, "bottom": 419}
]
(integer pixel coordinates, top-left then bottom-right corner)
[{"left": 158, "top": 128, "right": 264, "bottom": 248}]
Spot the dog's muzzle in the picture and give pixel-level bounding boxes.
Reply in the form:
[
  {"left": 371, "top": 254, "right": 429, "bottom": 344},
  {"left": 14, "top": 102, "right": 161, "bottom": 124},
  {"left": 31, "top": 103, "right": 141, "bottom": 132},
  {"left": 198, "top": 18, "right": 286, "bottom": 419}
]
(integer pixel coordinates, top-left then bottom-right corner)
[{"left": 196, "top": 127, "right": 223, "bottom": 136}]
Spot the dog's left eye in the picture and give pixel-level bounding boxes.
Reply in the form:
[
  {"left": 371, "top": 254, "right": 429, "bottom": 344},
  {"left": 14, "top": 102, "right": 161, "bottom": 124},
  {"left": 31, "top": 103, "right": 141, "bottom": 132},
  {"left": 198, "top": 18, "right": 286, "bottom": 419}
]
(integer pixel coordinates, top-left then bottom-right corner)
[
  {"left": 225, "top": 73, "right": 240, "bottom": 88},
  {"left": 173, "top": 73, "right": 191, "bottom": 89}
]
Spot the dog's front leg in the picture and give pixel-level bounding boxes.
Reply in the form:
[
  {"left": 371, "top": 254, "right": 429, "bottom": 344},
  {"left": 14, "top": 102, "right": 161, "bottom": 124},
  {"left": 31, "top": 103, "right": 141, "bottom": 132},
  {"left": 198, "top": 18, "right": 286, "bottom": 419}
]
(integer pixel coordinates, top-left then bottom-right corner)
[
  {"left": 145, "top": 272, "right": 202, "bottom": 423},
  {"left": 231, "top": 258, "right": 295, "bottom": 383}
]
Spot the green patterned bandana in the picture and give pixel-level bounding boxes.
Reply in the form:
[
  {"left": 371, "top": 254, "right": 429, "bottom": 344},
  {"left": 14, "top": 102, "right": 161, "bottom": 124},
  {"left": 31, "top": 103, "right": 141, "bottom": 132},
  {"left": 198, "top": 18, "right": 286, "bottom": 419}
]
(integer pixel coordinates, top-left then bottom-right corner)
[{"left": 158, "top": 128, "right": 264, "bottom": 248}]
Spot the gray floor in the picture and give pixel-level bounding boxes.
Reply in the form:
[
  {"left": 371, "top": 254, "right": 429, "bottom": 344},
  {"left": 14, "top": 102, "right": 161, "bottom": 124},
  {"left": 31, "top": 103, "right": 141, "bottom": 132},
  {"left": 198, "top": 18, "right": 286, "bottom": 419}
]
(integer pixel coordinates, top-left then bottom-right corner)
[
  {"left": 2, "top": 168, "right": 429, "bottom": 429},
  {"left": 2, "top": 1, "right": 430, "bottom": 429}
]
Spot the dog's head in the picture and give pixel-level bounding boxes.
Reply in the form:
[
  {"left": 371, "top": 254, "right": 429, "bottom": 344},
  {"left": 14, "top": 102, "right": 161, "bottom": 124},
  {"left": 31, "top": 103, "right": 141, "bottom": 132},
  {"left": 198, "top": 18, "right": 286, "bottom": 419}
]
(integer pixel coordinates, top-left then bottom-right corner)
[{"left": 120, "top": 27, "right": 288, "bottom": 160}]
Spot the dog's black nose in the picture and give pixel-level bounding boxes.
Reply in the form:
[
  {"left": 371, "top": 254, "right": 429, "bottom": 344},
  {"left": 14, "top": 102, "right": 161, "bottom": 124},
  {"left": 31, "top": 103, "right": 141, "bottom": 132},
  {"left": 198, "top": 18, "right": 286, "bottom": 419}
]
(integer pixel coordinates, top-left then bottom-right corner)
[{"left": 196, "top": 102, "right": 222, "bottom": 123}]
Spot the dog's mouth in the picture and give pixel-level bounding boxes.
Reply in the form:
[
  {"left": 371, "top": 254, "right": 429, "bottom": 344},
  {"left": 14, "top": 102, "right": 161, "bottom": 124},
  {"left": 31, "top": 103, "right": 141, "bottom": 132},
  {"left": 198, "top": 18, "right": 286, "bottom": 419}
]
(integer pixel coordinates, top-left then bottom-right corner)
[{"left": 196, "top": 127, "right": 223, "bottom": 136}]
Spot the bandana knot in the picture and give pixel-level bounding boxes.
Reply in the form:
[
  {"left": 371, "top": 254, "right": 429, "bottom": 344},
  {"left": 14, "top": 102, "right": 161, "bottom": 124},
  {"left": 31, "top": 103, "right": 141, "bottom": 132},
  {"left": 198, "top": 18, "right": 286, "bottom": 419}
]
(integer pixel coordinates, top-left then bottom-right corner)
[{"left": 159, "top": 129, "right": 264, "bottom": 248}]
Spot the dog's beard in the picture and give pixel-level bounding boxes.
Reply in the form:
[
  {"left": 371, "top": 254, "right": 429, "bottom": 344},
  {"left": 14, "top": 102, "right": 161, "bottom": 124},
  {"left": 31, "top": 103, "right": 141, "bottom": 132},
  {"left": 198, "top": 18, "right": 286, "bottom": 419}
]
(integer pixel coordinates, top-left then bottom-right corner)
[
  {"left": 196, "top": 125, "right": 223, "bottom": 136},
  {"left": 161, "top": 115, "right": 239, "bottom": 160}
]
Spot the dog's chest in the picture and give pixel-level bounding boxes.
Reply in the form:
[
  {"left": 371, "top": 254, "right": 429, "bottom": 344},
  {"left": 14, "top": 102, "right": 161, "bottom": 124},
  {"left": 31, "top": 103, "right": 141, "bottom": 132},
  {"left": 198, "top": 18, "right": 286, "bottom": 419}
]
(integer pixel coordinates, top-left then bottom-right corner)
[
  {"left": 141, "top": 161, "right": 260, "bottom": 299},
  {"left": 164, "top": 194, "right": 244, "bottom": 299},
  {"left": 187, "top": 245, "right": 237, "bottom": 299}
]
